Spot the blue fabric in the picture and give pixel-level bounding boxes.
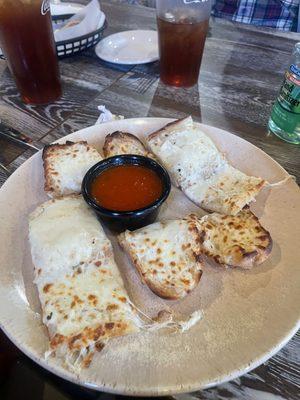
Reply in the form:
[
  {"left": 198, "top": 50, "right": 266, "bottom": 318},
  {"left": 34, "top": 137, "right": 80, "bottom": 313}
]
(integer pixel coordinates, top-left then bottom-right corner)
[
  {"left": 211, "top": 0, "right": 299, "bottom": 31},
  {"left": 118, "top": 0, "right": 299, "bottom": 32}
]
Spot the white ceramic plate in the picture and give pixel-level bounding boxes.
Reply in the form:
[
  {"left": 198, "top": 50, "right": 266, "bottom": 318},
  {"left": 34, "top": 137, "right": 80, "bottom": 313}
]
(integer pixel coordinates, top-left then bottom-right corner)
[
  {"left": 95, "top": 30, "right": 158, "bottom": 64},
  {"left": 0, "top": 118, "right": 299, "bottom": 396}
]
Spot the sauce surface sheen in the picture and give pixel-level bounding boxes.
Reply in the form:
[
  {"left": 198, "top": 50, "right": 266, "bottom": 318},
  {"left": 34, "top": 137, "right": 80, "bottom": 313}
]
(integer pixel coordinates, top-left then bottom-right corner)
[{"left": 90, "top": 165, "right": 163, "bottom": 211}]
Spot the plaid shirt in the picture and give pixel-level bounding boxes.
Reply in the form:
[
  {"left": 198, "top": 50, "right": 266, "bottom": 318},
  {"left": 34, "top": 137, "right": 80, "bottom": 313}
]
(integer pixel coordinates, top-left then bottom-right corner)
[{"left": 212, "top": 0, "right": 299, "bottom": 31}]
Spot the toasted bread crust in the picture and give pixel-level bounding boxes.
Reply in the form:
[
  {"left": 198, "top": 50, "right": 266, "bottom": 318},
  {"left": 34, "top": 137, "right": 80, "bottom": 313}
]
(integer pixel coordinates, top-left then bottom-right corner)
[
  {"left": 192, "top": 209, "right": 273, "bottom": 269},
  {"left": 103, "top": 131, "right": 152, "bottom": 158},
  {"left": 43, "top": 141, "right": 79, "bottom": 194},
  {"left": 43, "top": 141, "right": 101, "bottom": 198},
  {"left": 148, "top": 117, "right": 191, "bottom": 141},
  {"left": 103, "top": 131, "right": 144, "bottom": 157},
  {"left": 118, "top": 221, "right": 203, "bottom": 300}
]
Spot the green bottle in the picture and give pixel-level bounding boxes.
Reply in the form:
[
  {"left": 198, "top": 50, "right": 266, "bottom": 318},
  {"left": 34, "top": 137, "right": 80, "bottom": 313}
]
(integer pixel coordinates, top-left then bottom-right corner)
[{"left": 268, "top": 43, "right": 300, "bottom": 144}]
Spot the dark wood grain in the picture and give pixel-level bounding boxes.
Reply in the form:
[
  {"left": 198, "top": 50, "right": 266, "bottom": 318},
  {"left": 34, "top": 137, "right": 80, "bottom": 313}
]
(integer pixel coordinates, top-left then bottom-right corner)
[
  {"left": 0, "top": 1, "right": 299, "bottom": 399},
  {"left": 174, "top": 335, "right": 300, "bottom": 400}
]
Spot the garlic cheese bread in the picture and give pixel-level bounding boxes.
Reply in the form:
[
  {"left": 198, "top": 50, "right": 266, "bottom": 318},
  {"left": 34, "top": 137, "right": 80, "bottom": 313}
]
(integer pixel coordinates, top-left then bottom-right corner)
[
  {"left": 147, "top": 117, "right": 265, "bottom": 215},
  {"left": 103, "top": 131, "right": 154, "bottom": 159},
  {"left": 119, "top": 219, "right": 203, "bottom": 300},
  {"left": 191, "top": 209, "right": 272, "bottom": 268},
  {"left": 43, "top": 141, "right": 102, "bottom": 198},
  {"left": 29, "top": 196, "right": 141, "bottom": 371}
]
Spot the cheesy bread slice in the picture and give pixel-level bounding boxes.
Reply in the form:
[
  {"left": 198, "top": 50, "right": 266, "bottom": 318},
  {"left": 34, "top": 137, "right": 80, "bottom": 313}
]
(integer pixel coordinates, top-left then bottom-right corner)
[
  {"left": 118, "top": 219, "right": 203, "bottom": 300},
  {"left": 147, "top": 117, "right": 265, "bottom": 215},
  {"left": 43, "top": 141, "right": 102, "bottom": 198},
  {"left": 191, "top": 209, "right": 273, "bottom": 268},
  {"left": 29, "top": 196, "right": 141, "bottom": 371},
  {"left": 103, "top": 131, "right": 154, "bottom": 159}
]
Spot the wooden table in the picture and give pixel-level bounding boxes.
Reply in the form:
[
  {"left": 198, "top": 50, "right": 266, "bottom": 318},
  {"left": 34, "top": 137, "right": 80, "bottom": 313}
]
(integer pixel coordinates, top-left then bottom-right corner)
[{"left": 0, "top": 1, "right": 299, "bottom": 399}]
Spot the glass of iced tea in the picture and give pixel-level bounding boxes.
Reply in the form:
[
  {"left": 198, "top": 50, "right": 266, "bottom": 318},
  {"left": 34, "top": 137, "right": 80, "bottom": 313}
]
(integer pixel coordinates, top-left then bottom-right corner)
[
  {"left": 156, "top": 0, "right": 211, "bottom": 87},
  {"left": 0, "top": 0, "right": 62, "bottom": 105}
]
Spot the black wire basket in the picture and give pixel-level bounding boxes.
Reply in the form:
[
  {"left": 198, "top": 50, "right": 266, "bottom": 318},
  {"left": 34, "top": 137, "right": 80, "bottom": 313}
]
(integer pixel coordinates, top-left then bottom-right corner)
[
  {"left": 0, "top": 13, "right": 106, "bottom": 60},
  {"left": 53, "top": 13, "right": 107, "bottom": 58}
]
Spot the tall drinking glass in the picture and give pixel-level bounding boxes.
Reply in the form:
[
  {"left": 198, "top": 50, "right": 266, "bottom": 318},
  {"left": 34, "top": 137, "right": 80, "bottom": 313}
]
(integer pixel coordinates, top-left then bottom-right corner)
[
  {"left": 156, "top": 0, "right": 211, "bottom": 87},
  {"left": 0, "top": 0, "right": 62, "bottom": 105}
]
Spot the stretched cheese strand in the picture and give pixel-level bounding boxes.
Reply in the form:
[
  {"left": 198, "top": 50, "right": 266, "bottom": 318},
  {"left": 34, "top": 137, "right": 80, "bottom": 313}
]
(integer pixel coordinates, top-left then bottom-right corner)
[
  {"left": 267, "top": 175, "right": 295, "bottom": 188},
  {"left": 127, "top": 299, "right": 203, "bottom": 333}
]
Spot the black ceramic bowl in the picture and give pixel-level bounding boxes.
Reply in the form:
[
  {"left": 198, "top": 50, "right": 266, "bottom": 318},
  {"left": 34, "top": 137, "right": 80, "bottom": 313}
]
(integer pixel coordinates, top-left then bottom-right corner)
[{"left": 82, "top": 155, "right": 171, "bottom": 232}]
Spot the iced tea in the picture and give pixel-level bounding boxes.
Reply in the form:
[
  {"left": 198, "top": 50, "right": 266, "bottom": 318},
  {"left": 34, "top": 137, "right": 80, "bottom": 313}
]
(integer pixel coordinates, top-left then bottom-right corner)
[
  {"left": 156, "top": 0, "right": 211, "bottom": 87},
  {"left": 0, "top": 0, "right": 62, "bottom": 105},
  {"left": 157, "top": 16, "right": 209, "bottom": 87}
]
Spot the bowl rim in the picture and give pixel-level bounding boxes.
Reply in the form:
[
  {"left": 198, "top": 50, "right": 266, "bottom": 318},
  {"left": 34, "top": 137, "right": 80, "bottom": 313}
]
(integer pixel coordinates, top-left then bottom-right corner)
[{"left": 81, "top": 154, "right": 171, "bottom": 217}]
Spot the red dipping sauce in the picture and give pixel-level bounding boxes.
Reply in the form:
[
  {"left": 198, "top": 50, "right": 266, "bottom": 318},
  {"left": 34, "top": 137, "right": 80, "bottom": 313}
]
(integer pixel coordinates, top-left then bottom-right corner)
[{"left": 90, "top": 165, "right": 163, "bottom": 212}]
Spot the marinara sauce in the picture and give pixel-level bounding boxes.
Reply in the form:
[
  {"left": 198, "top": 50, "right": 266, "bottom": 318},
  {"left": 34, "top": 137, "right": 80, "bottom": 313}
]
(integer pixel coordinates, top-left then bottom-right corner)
[{"left": 90, "top": 165, "right": 163, "bottom": 211}]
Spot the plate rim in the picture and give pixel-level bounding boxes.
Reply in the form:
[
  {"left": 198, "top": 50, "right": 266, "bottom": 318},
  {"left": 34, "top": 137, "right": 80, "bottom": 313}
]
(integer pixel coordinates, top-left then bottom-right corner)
[
  {"left": 95, "top": 29, "right": 159, "bottom": 65},
  {"left": 0, "top": 117, "right": 299, "bottom": 396}
]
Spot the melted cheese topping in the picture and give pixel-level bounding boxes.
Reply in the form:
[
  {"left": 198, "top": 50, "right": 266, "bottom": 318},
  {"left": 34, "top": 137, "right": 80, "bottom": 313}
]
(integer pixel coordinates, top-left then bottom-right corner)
[
  {"left": 29, "top": 196, "right": 112, "bottom": 281},
  {"left": 148, "top": 117, "right": 265, "bottom": 215},
  {"left": 29, "top": 196, "right": 141, "bottom": 370},
  {"left": 38, "top": 262, "right": 138, "bottom": 340},
  {"left": 121, "top": 219, "right": 203, "bottom": 299},
  {"left": 44, "top": 142, "right": 102, "bottom": 197},
  {"left": 192, "top": 209, "right": 272, "bottom": 268}
]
